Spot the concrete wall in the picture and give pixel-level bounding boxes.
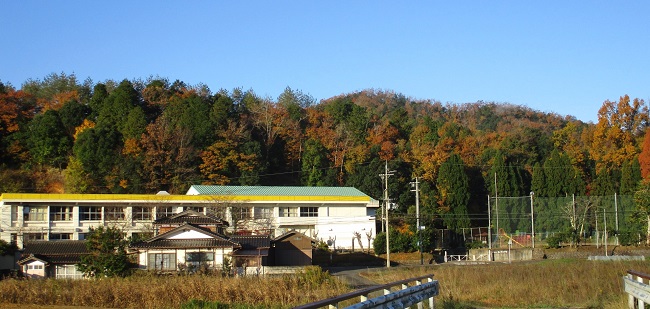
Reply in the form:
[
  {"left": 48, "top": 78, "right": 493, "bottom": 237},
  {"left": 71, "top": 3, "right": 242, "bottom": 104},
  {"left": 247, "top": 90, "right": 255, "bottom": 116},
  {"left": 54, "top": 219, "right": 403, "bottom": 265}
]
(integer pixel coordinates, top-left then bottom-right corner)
[{"left": 469, "top": 248, "right": 533, "bottom": 262}]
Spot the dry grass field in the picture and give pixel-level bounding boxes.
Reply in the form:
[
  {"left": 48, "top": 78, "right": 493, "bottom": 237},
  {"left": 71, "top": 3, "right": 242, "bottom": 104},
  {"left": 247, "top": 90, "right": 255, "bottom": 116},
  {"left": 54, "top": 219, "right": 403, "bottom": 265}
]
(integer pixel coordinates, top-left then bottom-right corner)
[
  {"left": 363, "top": 258, "right": 650, "bottom": 308},
  {"left": 0, "top": 267, "right": 347, "bottom": 309},
  {"left": 1, "top": 255, "right": 649, "bottom": 308}
]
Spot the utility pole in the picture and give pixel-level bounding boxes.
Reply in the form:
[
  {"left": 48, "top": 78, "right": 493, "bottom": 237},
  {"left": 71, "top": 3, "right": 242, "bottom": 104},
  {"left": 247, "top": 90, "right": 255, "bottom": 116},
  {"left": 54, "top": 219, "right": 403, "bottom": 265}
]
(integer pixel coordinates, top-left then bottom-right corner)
[
  {"left": 487, "top": 195, "right": 492, "bottom": 260},
  {"left": 380, "top": 160, "right": 395, "bottom": 268},
  {"left": 411, "top": 177, "right": 422, "bottom": 265},
  {"left": 530, "top": 191, "right": 535, "bottom": 249}
]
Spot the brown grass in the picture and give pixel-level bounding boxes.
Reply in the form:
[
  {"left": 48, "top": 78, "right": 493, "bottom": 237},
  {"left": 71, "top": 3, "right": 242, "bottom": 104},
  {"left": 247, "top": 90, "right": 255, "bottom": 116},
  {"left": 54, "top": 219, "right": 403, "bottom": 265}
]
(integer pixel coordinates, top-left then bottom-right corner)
[
  {"left": 0, "top": 267, "right": 349, "bottom": 309},
  {"left": 363, "top": 259, "right": 650, "bottom": 308}
]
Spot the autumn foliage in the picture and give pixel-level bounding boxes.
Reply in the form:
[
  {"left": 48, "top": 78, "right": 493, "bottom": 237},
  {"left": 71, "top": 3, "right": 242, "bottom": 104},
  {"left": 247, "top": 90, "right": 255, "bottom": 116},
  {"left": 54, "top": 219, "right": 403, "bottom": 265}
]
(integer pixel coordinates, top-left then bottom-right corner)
[{"left": 1, "top": 73, "right": 648, "bottom": 232}]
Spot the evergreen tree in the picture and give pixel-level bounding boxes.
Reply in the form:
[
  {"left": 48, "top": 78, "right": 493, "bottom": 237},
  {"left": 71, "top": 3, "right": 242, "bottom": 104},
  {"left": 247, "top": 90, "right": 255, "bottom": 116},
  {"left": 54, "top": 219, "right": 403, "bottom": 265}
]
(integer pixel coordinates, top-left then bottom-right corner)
[
  {"left": 621, "top": 159, "right": 642, "bottom": 195},
  {"left": 531, "top": 162, "right": 546, "bottom": 197},
  {"left": 591, "top": 167, "right": 619, "bottom": 196},
  {"left": 437, "top": 153, "right": 470, "bottom": 231},
  {"left": 26, "top": 109, "right": 72, "bottom": 168},
  {"left": 78, "top": 226, "right": 131, "bottom": 278}
]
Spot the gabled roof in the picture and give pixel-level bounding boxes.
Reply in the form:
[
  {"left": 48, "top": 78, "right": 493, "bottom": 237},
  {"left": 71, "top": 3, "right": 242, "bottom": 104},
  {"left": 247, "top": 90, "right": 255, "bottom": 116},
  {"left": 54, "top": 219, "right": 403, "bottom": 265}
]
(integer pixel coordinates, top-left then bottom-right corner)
[
  {"left": 154, "top": 210, "right": 228, "bottom": 226},
  {"left": 17, "top": 254, "right": 49, "bottom": 265},
  {"left": 18, "top": 240, "right": 88, "bottom": 265},
  {"left": 132, "top": 223, "right": 239, "bottom": 249},
  {"left": 186, "top": 185, "right": 371, "bottom": 202},
  {"left": 273, "top": 230, "right": 316, "bottom": 243}
]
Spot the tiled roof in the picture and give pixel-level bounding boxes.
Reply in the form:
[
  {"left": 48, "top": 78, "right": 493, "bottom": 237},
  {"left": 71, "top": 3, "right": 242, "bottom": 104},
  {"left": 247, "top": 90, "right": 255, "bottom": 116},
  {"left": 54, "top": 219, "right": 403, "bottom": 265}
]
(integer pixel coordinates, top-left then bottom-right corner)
[
  {"left": 187, "top": 185, "right": 371, "bottom": 198},
  {"left": 154, "top": 210, "right": 228, "bottom": 226},
  {"left": 19, "top": 240, "right": 88, "bottom": 265},
  {"left": 147, "top": 223, "right": 228, "bottom": 242},
  {"left": 131, "top": 239, "right": 239, "bottom": 249},
  {"left": 23, "top": 240, "right": 87, "bottom": 256},
  {"left": 231, "top": 235, "right": 271, "bottom": 250}
]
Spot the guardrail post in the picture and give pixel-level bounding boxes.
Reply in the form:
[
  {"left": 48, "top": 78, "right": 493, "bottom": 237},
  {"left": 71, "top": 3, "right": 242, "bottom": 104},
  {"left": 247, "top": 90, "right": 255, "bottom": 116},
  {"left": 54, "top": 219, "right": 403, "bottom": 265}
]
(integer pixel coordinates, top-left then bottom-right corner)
[
  {"left": 428, "top": 277, "right": 435, "bottom": 309},
  {"left": 628, "top": 274, "right": 634, "bottom": 309},
  {"left": 637, "top": 275, "right": 644, "bottom": 309}
]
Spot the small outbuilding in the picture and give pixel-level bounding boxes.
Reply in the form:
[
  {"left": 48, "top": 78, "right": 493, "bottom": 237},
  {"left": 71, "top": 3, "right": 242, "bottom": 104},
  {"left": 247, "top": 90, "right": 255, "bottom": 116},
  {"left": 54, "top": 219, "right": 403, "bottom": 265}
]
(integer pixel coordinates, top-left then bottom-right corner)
[
  {"left": 272, "top": 231, "right": 314, "bottom": 266},
  {"left": 18, "top": 240, "right": 87, "bottom": 279}
]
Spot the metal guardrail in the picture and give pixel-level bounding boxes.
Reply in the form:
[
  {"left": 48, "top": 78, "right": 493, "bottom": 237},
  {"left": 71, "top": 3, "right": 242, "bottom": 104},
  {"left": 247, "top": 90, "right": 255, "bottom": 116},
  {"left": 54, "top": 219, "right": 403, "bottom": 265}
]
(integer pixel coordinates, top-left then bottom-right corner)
[
  {"left": 623, "top": 270, "right": 650, "bottom": 309},
  {"left": 293, "top": 274, "right": 438, "bottom": 309}
]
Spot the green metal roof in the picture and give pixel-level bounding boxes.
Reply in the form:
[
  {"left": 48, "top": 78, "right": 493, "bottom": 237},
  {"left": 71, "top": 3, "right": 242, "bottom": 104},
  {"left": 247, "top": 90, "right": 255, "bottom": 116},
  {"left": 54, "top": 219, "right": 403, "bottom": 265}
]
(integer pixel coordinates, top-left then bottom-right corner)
[{"left": 188, "top": 185, "right": 370, "bottom": 198}]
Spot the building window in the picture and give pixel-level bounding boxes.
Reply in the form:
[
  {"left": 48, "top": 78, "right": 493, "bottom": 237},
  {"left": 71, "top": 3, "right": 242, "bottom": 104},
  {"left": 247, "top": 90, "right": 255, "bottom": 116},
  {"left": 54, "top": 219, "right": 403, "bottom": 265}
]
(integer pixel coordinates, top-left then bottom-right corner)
[
  {"left": 186, "top": 252, "right": 214, "bottom": 270},
  {"left": 232, "top": 207, "right": 252, "bottom": 221},
  {"left": 156, "top": 206, "right": 174, "bottom": 219},
  {"left": 27, "top": 264, "right": 44, "bottom": 270},
  {"left": 24, "top": 206, "right": 47, "bottom": 221},
  {"left": 300, "top": 207, "right": 318, "bottom": 217},
  {"left": 80, "top": 206, "right": 102, "bottom": 221},
  {"left": 279, "top": 207, "right": 298, "bottom": 217},
  {"left": 105, "top": 207, "right": 125, "bottom": 221},
  {"left": 148, "top": 253, "right": 176, "bottom": 271},
  {"left": 254, "top": 207, "right": 273, "bottom": 219},
  {"left": 11, "top": 206, "right": 17, "bottom": 221},
  {"left": 50, "top": 206, "right": 73, "bottom": 221},
  {"left": 186, "top": 206, "right": 204, "bottom": 214},
  {"left": 132, "top": 207, "right": 152, "bottom": 221},
  {"left": 55, "top": 265, "right": 84, "bottom": 279},
  {"left": 50, "top": 233, "right": 72, "bottom": 241},
  {"left": 24, "top": 233, "right": 45, "bottom": 242}
]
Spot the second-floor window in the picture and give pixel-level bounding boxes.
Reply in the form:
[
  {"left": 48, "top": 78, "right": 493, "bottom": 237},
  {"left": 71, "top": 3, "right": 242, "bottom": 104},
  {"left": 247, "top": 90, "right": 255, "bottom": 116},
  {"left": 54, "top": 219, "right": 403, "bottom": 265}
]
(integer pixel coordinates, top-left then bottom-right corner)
[
  {"left": 80, "top": 206, "right": 102, "bottom": 221},
  {"left": 279, "top": 207, "right": 298, "bottom": 217},
  {"left": 300, "top": 207, "right": 318, "bottom": 217},
  {"left": 24, "top": 206, "right": 47, "bottom": 221},
  {"left": 132, "top": 207, "right": 152, "bottom": 221},
  {"left": 105, "top": 207, "right": 125, "bottom": 221},
  {"left": 156, "top": 206, "right": 174, "bottom": 219},
  {"left": 50, "top": 206, "right": 73, "bottom": 221},
  {"left": 254, "top": 207, "right": 273, "bottom": 219}
]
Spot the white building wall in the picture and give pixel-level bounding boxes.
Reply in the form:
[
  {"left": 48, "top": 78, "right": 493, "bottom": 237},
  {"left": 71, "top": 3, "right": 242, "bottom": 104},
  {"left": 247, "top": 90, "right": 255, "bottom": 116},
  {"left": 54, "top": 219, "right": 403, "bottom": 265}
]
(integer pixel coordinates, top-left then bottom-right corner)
[{"left": 0, "top": 195, "right": 379, "bottom": 250}]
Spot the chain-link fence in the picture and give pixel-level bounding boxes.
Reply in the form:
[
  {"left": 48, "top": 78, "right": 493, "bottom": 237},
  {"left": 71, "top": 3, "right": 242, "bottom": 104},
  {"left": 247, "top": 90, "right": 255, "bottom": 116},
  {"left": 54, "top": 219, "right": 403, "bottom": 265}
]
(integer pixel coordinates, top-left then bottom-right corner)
[{"left": 488, "top": 194, "right": 641, "bottom": 248}]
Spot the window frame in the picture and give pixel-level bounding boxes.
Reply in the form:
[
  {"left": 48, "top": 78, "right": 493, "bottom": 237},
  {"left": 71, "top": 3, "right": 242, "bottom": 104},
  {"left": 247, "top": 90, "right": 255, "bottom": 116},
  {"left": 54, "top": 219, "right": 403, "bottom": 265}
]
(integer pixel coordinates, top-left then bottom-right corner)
[
  {"left": 156, "top": 206, "right": 174, "bottom": 219},
  {"left": 80, "top": 206, "right": 102, "bottom": 221},
  {"left": 24, "top": 206, "right": 47, "bottom": 222},
  {"left": 279, "top": 207, "right": 298, "bottom": 218},
  {"left": 50, "top": 206, "right": 73, "bottom": 221},
  {"left": 104, "top": 206, "right": 125, "bottom": 221},
  {"left": 132, "top": 206, "right": 152, "bottom": 221},
  {"left": 148, "top": 253, "right": 176, "bottom": 271},
  {"left": 300, "top": 206, "right": 318, "bottom": 217}
]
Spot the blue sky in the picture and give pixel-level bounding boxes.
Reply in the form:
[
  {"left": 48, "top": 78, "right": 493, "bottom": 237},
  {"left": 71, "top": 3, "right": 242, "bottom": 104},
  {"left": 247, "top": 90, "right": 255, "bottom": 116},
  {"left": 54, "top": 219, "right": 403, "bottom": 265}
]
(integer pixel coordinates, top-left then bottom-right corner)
[{"left": 1, "top": 2, "right": 648, "bottom": 123}]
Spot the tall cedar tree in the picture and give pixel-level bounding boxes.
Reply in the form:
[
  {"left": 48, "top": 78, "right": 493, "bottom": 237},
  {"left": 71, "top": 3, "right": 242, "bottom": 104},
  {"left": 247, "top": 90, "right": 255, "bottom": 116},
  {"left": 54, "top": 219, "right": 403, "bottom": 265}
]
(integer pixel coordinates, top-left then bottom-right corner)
[
  {"left": 436, "top": 153, "right": 470, "bottom": 231},
  {"left": 621, "top": 159, "right": 641, "bottom": 195}
]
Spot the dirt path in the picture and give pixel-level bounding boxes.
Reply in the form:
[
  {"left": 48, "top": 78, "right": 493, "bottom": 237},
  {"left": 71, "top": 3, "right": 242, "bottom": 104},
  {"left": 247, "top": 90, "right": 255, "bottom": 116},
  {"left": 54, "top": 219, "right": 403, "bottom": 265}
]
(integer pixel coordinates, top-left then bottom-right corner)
[{"left": 324, "top": 266, "right": 381, "bottom": 288}]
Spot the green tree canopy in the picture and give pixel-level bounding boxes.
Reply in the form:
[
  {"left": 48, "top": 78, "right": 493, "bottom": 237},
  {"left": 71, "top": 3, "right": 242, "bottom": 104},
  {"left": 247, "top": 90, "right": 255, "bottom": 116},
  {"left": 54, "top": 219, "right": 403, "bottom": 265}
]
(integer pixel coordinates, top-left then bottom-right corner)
[{"left": 77, "top": 226, "right": 131, "bottom": 278}]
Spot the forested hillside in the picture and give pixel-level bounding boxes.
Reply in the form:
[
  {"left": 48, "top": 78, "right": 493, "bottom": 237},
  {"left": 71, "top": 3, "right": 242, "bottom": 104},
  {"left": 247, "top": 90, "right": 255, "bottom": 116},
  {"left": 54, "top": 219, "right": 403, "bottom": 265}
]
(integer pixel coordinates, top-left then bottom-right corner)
[{"left": 1, "top": 73, "right": 648, "bottom": 232}]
